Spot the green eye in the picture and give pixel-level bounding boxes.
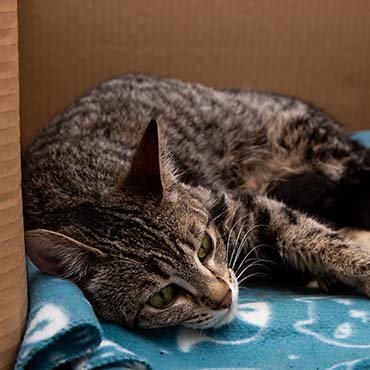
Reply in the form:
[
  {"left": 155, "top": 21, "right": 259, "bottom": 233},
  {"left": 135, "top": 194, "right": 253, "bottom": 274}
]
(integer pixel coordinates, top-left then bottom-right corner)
[
  {"left": 198, "top": 234, "right": 213, "bottom": 262},
  {"left": 149, "top": 285, "right": 176, "bottom": 309}
]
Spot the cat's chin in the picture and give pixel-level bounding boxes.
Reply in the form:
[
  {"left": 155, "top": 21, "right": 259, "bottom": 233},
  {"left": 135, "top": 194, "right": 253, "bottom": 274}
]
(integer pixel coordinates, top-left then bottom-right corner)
[
  {"left": 183, "top": 269, "right": 239, "bottom": 330},
  {"left": 182, "top": 306, "right": 237, "bottom": 330},
  {"left": 211, "top": 272, "right": 239, "bottom": 328}
]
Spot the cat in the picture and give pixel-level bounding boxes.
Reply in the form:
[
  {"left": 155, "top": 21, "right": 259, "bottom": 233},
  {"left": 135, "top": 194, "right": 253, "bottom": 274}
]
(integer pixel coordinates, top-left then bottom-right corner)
[{"left": 22, "top": 74, "right": 370, "bottom": 329}]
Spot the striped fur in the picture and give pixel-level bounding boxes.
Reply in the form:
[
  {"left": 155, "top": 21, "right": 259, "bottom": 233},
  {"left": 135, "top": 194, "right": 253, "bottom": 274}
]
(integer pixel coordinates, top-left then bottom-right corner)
[{"left": 23, "top": 74, "right": 370, "bottom": 328}]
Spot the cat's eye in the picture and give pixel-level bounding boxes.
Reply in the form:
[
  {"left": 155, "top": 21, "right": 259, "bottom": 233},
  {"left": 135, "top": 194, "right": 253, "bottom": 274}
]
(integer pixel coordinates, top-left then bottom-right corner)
[
  {"left": 198, "top": 234, "right": 213, "bottom": 262},
  {"left": 149, "top": 284, "right": 177, "bottom": 309}
]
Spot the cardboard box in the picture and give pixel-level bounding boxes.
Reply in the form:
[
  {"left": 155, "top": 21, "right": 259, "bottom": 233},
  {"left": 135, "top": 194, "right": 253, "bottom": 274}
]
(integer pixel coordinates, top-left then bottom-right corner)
[
  {"left": 19, "top": 0, "right": 370, "bottom": 149},
  {"left": 1, "top": 0, "right": 370, "bottom": 368},
  {"left": 0, "top": 0, "right": 28, "bottom": 369}
]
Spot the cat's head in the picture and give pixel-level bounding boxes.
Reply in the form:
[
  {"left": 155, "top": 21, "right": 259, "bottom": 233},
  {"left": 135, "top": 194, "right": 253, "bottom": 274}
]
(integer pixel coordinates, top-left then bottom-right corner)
[{"left": 26, "top": 120, "right": 238, "bottom": 329}]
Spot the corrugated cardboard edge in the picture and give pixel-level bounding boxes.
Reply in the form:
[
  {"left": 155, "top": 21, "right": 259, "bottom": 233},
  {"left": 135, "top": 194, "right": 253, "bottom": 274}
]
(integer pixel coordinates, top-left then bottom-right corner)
[{"left": 0, "top": 0, "right": 28, "bottom": 369}]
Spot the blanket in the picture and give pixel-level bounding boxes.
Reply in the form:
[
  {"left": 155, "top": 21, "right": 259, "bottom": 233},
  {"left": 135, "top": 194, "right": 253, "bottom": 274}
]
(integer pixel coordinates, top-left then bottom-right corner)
[{"left": 16, "top": 132, "right": 370, "bottom": 370}]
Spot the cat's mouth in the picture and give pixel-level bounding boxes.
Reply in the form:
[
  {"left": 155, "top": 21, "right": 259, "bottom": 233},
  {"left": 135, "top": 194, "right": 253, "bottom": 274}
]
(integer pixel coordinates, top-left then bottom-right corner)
[
  {"left": 188, "top": 269, "right": 239, "bottom": 330},
  {"left": 211, "top": 269, "right": 239, "bottom": 328}
]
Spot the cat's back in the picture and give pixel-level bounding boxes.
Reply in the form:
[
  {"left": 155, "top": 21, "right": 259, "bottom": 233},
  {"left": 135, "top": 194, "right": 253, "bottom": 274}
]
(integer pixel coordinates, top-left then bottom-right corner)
[
  {"left": 23, "top": 75, "right": 205, "bottom": 190},
  {"left": 23, "top": 75, "right": 252, "bottom": 185},
  {"left": 22, "top": 74, "right": 313, "bottom": 226}
]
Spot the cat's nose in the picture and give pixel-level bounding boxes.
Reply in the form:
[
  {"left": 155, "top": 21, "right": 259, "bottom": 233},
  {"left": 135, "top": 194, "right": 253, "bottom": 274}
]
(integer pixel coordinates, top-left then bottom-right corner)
[{"left": 218, "top": 288, "right": 232, "bottom": 309}]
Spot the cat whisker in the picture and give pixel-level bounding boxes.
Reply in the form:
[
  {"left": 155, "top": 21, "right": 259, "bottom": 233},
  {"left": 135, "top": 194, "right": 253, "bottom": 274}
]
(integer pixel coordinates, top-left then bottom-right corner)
[
  {"left": 234, "top": 247, "right": 278, "bottom": 276},
  {"left": 238, "top": 271, "right": 271, "bottom": 285},
  {"left": 229, "top": 220, "right": 263, "bottom": 268},
  {"left": 226, "top": 220, "right": 240, "bottom": 260},
  {"left": 226, "top": 214, "right": 249, "bottom": 266},
  {"left": 235, "top": 256, "right": 277, "bottom": 277},
  {"left": 236, "top": 259, "right": 274, "bottom": 281},
  {"left": 230, "top": 225, "right": 252, "bottom": 271},
  {"left": 230, "top": 223, "right": 271, "bottom": 270},
  {"left": 229, "top": 221, "right": 249, "bottom": 270},
  {"left": 238, "top": 286, "right": 252, "bottom": 292},
  {"left": 211, "top": 207, "right": 229, "bottom": 224},
  {"left": 233, "top": 243, "right": 271, "bottom": 275}
]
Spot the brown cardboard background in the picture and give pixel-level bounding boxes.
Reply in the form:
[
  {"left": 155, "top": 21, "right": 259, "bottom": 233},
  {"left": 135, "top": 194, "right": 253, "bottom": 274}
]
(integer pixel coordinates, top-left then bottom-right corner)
[
  {"left": 0, "top": 1, "right": 368, "bottom": 368},
  {"left": 0, "top": 0, "right": 27, "bottom": 369},
  {"left": 19, "top": 0, "right": 370, "bottom": 149}
]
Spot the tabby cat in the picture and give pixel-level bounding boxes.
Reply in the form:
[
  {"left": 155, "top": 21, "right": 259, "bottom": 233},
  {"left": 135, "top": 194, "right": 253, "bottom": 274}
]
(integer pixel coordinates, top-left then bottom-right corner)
[{"left": 23, "top": 74, "right": 370, "bottom": 329}]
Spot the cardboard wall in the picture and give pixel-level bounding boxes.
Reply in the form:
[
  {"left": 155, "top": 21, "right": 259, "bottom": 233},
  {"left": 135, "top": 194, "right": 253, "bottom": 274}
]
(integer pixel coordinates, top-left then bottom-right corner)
[
  {"left": 19, "top": 0, "right": 370, "bottom": 149},
  {"left": 0, "top": 1, "right": 369, "bottom": 368},
  {"left": 0, "top": 0, "right": 27, "bottom": 369}
]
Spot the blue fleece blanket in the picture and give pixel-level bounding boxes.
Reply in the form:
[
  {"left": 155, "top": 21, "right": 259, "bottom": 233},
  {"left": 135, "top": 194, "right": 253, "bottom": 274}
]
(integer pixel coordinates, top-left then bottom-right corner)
[{"left": 16, "top": 132, "right": 370, "bottom": 370}]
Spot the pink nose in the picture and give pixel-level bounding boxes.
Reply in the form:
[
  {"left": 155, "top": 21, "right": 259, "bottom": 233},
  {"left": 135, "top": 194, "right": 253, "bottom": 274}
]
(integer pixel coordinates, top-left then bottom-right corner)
[{"left": 219, "top": 289, "right": 232, "bottom": 309}]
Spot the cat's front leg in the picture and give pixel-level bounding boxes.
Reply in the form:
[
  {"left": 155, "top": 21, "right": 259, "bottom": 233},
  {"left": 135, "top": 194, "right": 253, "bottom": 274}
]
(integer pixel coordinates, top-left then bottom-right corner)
[{"left": 233, "top": 193, "right": 370, "bottom": 296}]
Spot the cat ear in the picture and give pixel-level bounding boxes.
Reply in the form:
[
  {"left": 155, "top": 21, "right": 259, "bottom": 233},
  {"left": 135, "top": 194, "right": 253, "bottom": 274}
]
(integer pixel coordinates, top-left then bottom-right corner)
[
  {"left": 25, "top": 229, "right": 105, "bottom": 281},
  {"left": 120, "top": 119, "right": 163, "bottom": 194}
]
